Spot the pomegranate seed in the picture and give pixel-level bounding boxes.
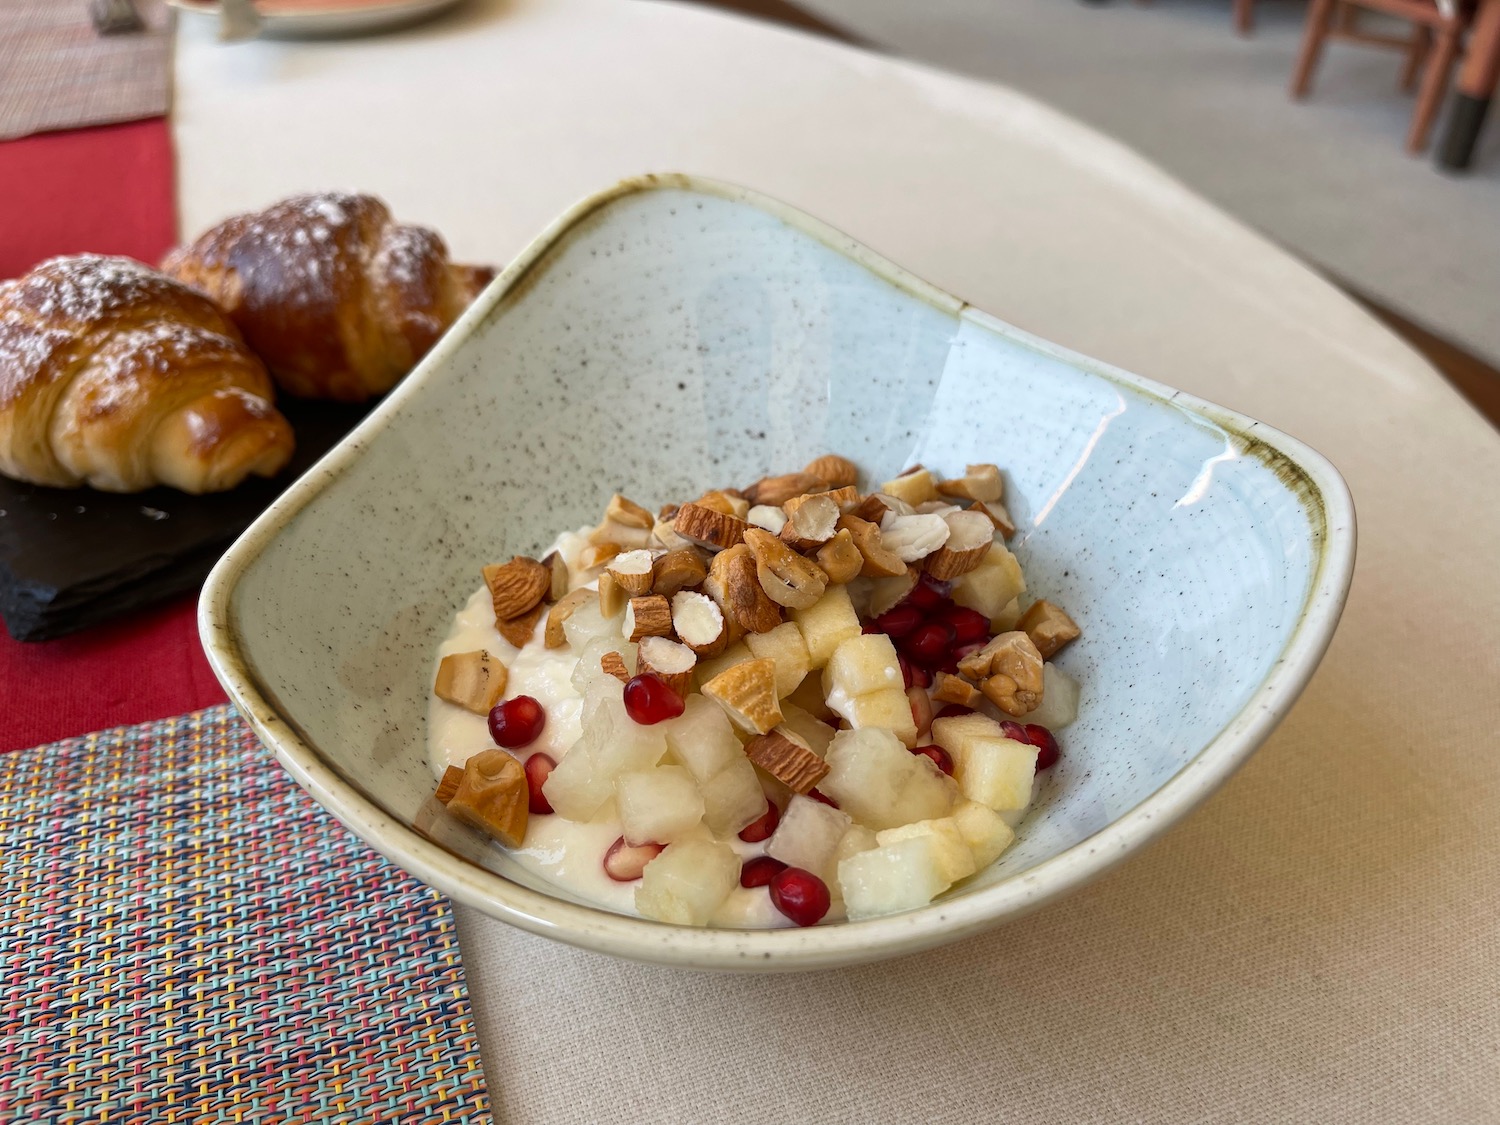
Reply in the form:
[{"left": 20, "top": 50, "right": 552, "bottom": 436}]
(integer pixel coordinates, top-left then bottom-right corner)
[
  {"left": 903, "top": 622, "right": 954, "bottom": 666},
  {"left": 906, "top": 581, "right": 945, "bottom": 612},
  {"left": 807, "top": 788, "right": 839, "bottom": 808},
  {"left": 769, "top": 868, "right": 831, "bottom": 927},
  {"left": 873, "top": 603, "right": 924, "bottom": 639},
  {"left": 603, "top": 836, "right": 665, "bottom": 881},
  {"left": 1000, "top": 720, "right": 1028, "bottom": 742},
  {"left": 912, "top": 663, "right": 934, "bottom": 686},
  {"left": 1025, "top": 724, "right": 1061, "bottom": 770},
  {"left": 524, "top": 753, "right": 556, "bottom": 814},
  {"left": 912, "top": 743, "right": 955, "bottom": 776},
  {"left": 740, "top": 855, "right": 788, "bottom": 888},
  {"left": 738, "top": 801, "right": 781, "bottom": 843},
  {"left": 908, "top": 686, "right": 934, "bottom": 738},
  {"left": 935, "top": 702, "right": 974, "bottom": 718},
  {"left": 898, "top": 654, "right": 914, "bottom": 690},
  {"left": 623, "top": 673, "right": 685, "bottom": 725},
  {"left": 941, "top": 606, "right": 991, "bottom": 645},
  {"left": 488, "top": 695, "right": 546, "bottom": 748},
  {"left": 953, "top": 640, "right": 986, "bottom": 662}
]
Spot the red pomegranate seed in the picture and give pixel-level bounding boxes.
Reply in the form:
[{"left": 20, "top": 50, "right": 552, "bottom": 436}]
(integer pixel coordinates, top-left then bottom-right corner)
[
  {"left": 1025, "top": 724, "right": 1061, "bottom": 770},
  {"left": 861, "top": 622, "right": 881, "bottom": 635},
  {"left": 1000, "top": 720, "right": 1028, "bottom": 742},
  {"left": 524, "top": 753, "right": 556, "bottom": 814},
  {"left": 898, "top": 654, "right": 914, "bottom": 690},
  {"left": 909, "top": 663, "right": 931, "bottom": 689},
  {"left": 906, "top": 578, "right": 948, "bottom": 611},
  {"left": 935, "top": 703, "right": 974, "bottom": 718},
  {"left": 623, "top": 673, "right": 685, "bottom": 725},
  {"left": 740, "top": 855, "right": 788, "bottom": 888},
  {"left": 769, "top": 868, "right": 831, "bottom": 927},
  {"left": 738, "top": 801, "right": 781, "bottom": 843},
  {"left": 603, "top": 836, "right": 665, "bottom": 881},
  {"left": 908, "top": 685, "right": 934, "bottom": 738},
  {"left": 807, "top": 788, "right": 839, "bottom": 808},
  {"left": 903, "top": 622, "right": 955, "bottom": 666},
  {"left": 488, "top": 695, "right": 546, "bottom": 748},
  {"left": 941, "top": 606, "right": 991, "bottom": 645},
  {"left": 953, "top": 640, "right": 986, "bottom": 662},
  {"left": 873, "top": 603, "right": 924, "bottom": 639},
  {"left": 912, "top": 743, "right": 954, "bottom": 776}
]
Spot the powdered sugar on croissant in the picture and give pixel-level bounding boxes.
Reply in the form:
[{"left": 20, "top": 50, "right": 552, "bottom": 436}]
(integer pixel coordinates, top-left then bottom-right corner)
[
  {"left": 0, "top": 255, "right": 295, "bottom": 494},
  {"left": 162, "top": 192, "right": 494, "bottom": 402}
]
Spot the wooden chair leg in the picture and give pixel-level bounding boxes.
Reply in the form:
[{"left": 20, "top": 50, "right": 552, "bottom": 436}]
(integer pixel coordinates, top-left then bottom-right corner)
[
  {"left": 1401, "top": 26, "right": 1433, "bottom": 93},
  {"left": 1234, "top": 0, "right": 1254, "bottom": 35},
  {"left": 1292, "top": 0, "right": 1339, "bottom": 99},
  {"left": 1408, "top": 26, "right": 1462, "bottom": 152}
]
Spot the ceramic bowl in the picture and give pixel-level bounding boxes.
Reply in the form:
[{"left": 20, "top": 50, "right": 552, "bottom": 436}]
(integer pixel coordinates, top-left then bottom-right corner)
[{"left": 200, "top": 175, "right": 1355, "bottom": 971}]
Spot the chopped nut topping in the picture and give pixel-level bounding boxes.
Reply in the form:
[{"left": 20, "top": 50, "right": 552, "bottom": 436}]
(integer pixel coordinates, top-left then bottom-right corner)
[
  {"left": 931, "top": 671, "right": 983, "bottom": 709},
  {"left": 606, "top": 549, "right": 656, "bottom": 597},
  {"left": 879, "top": 468, "right": 938, "bottom": 506},
  {"left": 545, "top": 588, "right": 593, "bottom": 648},
  {"left": 972, "top": 631, "right": 1045, "bottom": 716},
  {"left": 651, "top": 548, "right": 708, "bottom": 597},
  {"left": 600, "top": 650, "right": 630, "bottom": 682},
  {"left": 541, "top": 550, "right": 570, "bottom": 601},
  {"left": 702, "top": 657, "right": 784, "bottom": 734},
  {"left": 743, "top": 527, "right": 829, "bottom": 610},
  {"left": 744, "top": 471, "right": 828, "bottom": 507},
  {"left": 814, "top": 528, "right": 863, "bottom": 585},
  {"left": 803, "top": 454, "right": 859, "bottom": 489},
  {"left": 577, "top": 542, "right": 622, "bottom": 570},
  {"left": 624, "top": 594, "right": 674, "bottom": 642},
  {"left": 597, "top": 571, "right": 628, "bottom": 618},
  {"left": 878, "top": 513, "right": 951, "bottom": 563},
  {"left": 671, "top": 590, "right": 727, "bottom": 655},
  {"left": 605, "top": 493, "right": 655, "bottom": 530},
  {"left": 673, "top": 502, "right": 748, "bottom": 552},
  {"left": 495, "top": 602, "right": 546, "bottom": 648},
  {"left": 745, "top": 727, "right": 829, "bottom": 794},
  {"left": 636, "top": 635, "right": 697, "bottom": 697},
  {"left": 747, "top": 504, "right": 788, "bottom": 534},
  {"left": 435, "top": 765, "right": 464, "bottom": 805},
  {"left": 439, "top": 749, "right": 529, "bottom": 848},
  {"left": 821, "top": 485, "right": 861, "bottom": 510},
  {"left": 780, "top": 493, "right": 840, "bottom": 550},
  {"left": 703, "top": 543, "right": 784, "bottom": 634},
  {"left": 693, "top": 490, "right": 749, "bottom": 520},
  {"left": 836, "top": 514, "right": 907, "bottom": 578},
  {"left": 587, "top": 519, "right": 654, "bottom": 549},
  {"left": 936, "top": 463, "right": 1004, "bottom": 503},
  {"left": 651, "top": 516, "right": 691, "bottom": 551},
  {"left": 972, "top": 498, "right": 1017, "bottom": 539},
  {"left": 924, "top": 509, "right": 995, "bottom": 580},
  {"left": 1017, "top": 599, "right": 1080, "bottom": 659},
  {"left": 482, "top": 556, "right": 552, "bottom": 621},
  {"left": 847, "top": 493, "right": 889, "bottom": 523},
  {"left": 433, "top": 650, "right": 508, "bottom": 714}
]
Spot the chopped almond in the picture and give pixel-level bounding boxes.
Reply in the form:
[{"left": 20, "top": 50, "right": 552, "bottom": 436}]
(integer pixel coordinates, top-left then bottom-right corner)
[
  {"left": 780, "top": 493, "right": 840, "bottom": 550},
  {"left": 606, "top": 493, "right": 655, "bottom": 530},
  {"left": 606, "top": 549, "right": 656, "bottom": 597},
  {"left": 439, "top": 749, "right": 529, "bottom": 847},
  {"left": 745, "top": 727, "right": 829, "bottom": 794},
  {"left": 496, "top": 602, "right": 546, "bottom": 648},
  {"left": 637, "top": 636, "right": 697, "bottom": 697},
  {"left": 936, "top": 463, "right": 1004, "bottom": 503},
  {"left": 600, "top": 650, "right": 630, "bottom": 682},
  {"left": 578, "top": 542, "right": 622, "bottom": 570},
  {"left": 703, "top": 544, "right": 783, "bottom": 634},
  {"left": 847, "top": 493, "right": 889, "bottom": 524},
  {"left": 802, "top": 454, "right": 859, "bottom": 489},
  {"left": 674, "top": 502, "right": 748, "bottom": 552},
  {"left": 924, "top": 510, "right": 995, "bottom": 580},
  {"left": 624, "top": 594, "right": 674, "bottom": 642},
  {"left": 820, "top": 485, "right": 860, "bottom": 510},
  {"left": 541, "top": 550, "right": 570, "bottom": 601},
  {"left": 483, "top": 556, "right": 551, "bottom": 621},
  {"left": 545, "top": 588, "right": 593, "bottom": 648},
  {"left": 696, "top": 490, "right": 750, "bottom": 520},
  {"left": 587, "top": 519, "right": 654, "bottom": 549},
  {"left": 433, "top": 650, "right": 508, "bottom": 714},
  {"left": 651, "top": 516, "right": 691, "bottom": 551},
  {"left": 744, "top": 471, "right": 828, "bottom": 506},
  {"left": 836, "top": 514, "right": 907, "bottom": 579},
  {"left": 1017, "top": 599, "right": 1080, "bottom": 659},
  {"left": 671, "top": 590, "right": 727, "bottom": 656},
  {"left": 931, "top": 671, "right": 984, "bottom": 709},
  {"left": 743, "top": 527, "right": 828, "bottom": 610},
  {"left": 702, "top": 657, "right": 784, "bottom": 734},
  {"left": 598, "top": 571, "right": 628, "bottom": 618},
  {"left": 972, "top": 498, "right": 1017, "bottom": 539},
  {"left": 651, "top": 548, "right": 708, "bottom": 597},
  {"left": 814, "top": 528, "right": 863, "bottom": 585},
  {"left": 747, "top": 505, "right": 788, "bottom": 534},
  {"left": 435, "top": 765, "right": 464, "bottom": 805}
]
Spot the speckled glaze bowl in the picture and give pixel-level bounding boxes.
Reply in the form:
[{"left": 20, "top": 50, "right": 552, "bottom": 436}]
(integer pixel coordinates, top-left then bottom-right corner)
[{"left": 200, "top": 175, "right": 1355, "bottom": 971}]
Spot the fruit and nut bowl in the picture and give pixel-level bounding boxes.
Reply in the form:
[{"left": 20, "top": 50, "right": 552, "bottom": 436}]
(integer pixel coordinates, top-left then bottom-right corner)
[{"left": 426, "top": 455, "right": 1081, "bottom": 929}]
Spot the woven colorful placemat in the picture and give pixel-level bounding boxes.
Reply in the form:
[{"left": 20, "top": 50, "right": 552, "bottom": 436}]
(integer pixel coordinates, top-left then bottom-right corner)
[{"left": 0, "top": 704, "right": 491, "bottom": 1122}]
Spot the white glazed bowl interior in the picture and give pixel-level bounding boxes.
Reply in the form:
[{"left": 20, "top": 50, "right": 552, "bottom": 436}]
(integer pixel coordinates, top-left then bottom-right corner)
[{"left": 202, "top": 176, "right": 1354, "bottom": 971}]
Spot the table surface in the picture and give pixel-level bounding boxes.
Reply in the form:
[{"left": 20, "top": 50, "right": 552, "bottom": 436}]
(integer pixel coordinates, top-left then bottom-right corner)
[{"left": 114, "top": 0, "right": 1500, "bottom": 1117}]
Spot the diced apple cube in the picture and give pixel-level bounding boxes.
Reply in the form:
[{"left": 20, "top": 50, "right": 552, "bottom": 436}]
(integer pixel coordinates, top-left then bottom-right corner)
[
  {"left": 662, "top": 694, "right": 742, "bottom": 782},
  {"left": 635, "top": 838, "right": 740, "bottom": 925},
  {"left": 822, "top": 633, "right": 903, "bottom": 699},
  {"left": 1024, "top": 663, "right": 1081, "bottom": 730},
  {"left": 778, "top": 703, "right": 835, "bottom": 758},
  {"left": 833, "top": 688, "right": 918, "bottom": 746},
  {"left": 820, "top": 728, "right": 958, "bottom": 831},
  {"left": 950, "top": 737, "right": 1037, "bottom": 812},
  {"left": 951, "top": 545, "right": 1025, "bottom": 619},
  {"left": 838, "top": 837, "right": 951, "bottom": 920},
  {"left": 745, "top": 622, "right": 812, "bottom": 697},
  {"left": 951, "top": 799, "right": 1015, "bottom": 868},
  {"left": 791, "top": 585, "right": 862, "bottom": 668},
  {"left": 697, "top": 757, "right": 768, "bottom": 837},
  {"left": 616, "top": 765, "right": 705, "bottom": 845},
  {"left": 765, "top": 795, "right": 852, "bottom": 879},
  {"left": 876, "top": 818, "right": 977, "bottom": 885}
]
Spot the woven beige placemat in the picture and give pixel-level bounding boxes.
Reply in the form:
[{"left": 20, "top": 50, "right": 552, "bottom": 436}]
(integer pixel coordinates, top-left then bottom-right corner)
[{"left": 0, "top": 0, "right": 172, "bottom": 141}]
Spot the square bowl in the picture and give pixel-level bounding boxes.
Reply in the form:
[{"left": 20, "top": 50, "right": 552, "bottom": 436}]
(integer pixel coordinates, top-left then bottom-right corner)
[{"left": 200, "top": 175, "right": 1354, "bottom": 971}]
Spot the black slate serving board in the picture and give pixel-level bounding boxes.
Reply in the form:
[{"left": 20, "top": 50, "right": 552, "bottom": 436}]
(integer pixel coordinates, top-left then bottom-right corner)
[{"left": 0, "top": 398, "right": 373, "bottom": 641}]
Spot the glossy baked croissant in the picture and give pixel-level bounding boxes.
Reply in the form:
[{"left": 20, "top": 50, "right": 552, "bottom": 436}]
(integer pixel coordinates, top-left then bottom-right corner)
[
  {"left": 0, "top": 255, "right": 295, "bottom": 494},
  {"left": 162, "top": 192, "right": 495, "bottom": 402}
]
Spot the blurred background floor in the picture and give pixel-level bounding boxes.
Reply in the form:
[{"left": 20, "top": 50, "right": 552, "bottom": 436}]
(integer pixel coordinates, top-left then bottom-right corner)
[{"left": 793, "top": 0, "right": 1500, "bottom": 373}]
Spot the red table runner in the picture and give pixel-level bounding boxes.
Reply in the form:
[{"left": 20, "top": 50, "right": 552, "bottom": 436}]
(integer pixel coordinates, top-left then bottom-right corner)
[{"left": 0, "top": 119, "right": 226, "bottom": 753}]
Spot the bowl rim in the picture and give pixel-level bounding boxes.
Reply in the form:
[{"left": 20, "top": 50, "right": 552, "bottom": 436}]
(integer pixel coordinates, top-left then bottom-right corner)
[{"left": 199, "top": 173, "right": 1357, "bottom": 970}]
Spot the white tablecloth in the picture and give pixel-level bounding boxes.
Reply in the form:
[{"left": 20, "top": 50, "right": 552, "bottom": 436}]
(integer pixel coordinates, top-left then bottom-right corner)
[{"left": 175, "top": 2, "right": 1500, "bottom": 1120}]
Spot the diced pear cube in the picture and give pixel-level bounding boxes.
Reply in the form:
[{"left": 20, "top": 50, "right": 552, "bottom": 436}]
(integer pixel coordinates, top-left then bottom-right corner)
[
  {"left": 616, "top": 765, "right": 705, "bottom": 845},
  {"left": 1024, "top": 663, "right": 1081, "bottom": 730},
  {"left": 820, "top": 728, "right": 958, "bottom": 831},
  {"left": 931, "top": 712, "right": 1007, "bottom": 757},
  {"left": 951, "top": 800, "right": 1016, "bottom": 868},
  {"left": 765, "top": 795, "right": 851, "bottom": 879},
  {"left": 635, "top": 838, "right": 740, "bottom": 926},
  {"left": 563, "top": 599, "right": 626, "bottom": 652},
  {"left": 950, "top": 737, "right": 1037, "bottom": 812},
  {"left": 791, "top": 585, "right": 862, "bottom": 668},
  {"left": 693, "top": 641, "right": 754, "bottom": 690},
  {"left": 591, "top": 693, "right": 670, "bottom": 778},
  {"left": 539, "top": 744, "right": 605, "bottom": 821},
  {"left": 697, "top": 756, "right": 768, "bottom": 837},
  {"left": 876, "top": 818, "right": 977, "bottom": 885},
  {"left": 571, "top": 636, "right": 637, "bottom": 694},
  {"left": 838, "top": 837, "right": 951, "bottom": 920},
  {"left": 662, "top": 694, "right": 742, "bottom": 783},
  {"left": 951, "top": 545, "right": 1025, "bottom": 619},
  {"left": 745, "top": 622, "right": 812, "bottom": 697},
  {"left": 833, "top": 688, "right": 918, "bottom": 746},
  {"left": 778, "top": 702, "right": 835, "bottom": 758},
  {"left": 822, "top": 633, "right": 903, "bottom": 698},
  {"left": 834, "top": 823, "right": 879, "bottom": 865},
  {"left": 784, "top": 674, "right": 835, "bottom": 722}
]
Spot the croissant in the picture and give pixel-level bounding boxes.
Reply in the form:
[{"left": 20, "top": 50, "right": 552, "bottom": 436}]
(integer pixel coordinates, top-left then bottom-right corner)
[
  {"left": 0, "top": 255, "right": 295, "bottom": 494},
  {"left": 162, "top": 192, "right": 495, "bottom": 402}
]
